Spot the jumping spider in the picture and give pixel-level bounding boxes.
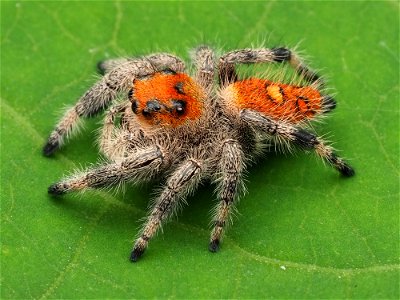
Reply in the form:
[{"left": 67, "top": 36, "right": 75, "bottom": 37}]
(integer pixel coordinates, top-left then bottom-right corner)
[{"left": 44, "top": 46, "right": 355, "bottom": 262}]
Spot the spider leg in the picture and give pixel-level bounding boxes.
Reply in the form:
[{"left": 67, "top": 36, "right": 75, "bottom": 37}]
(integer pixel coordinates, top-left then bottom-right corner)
[
  {"left": 219, "top": 47, "right": 328, "bottom": 93},
  {"left": 241, "top": 109, "right": 355, "bottom": 177},
  {"left": 131, "top": 158, "right": 203, "bottom": 262},
  {"left": 43, "top": 54, "right": 185, "bottom": 156},
  {"left": 47, "top": 145, "right": 165, "bottom": 195},
  {"left": 97, "top": 58, "right": 131, "bottom": 75},
  {"left": 209, "top": 140, "right": 244, "bottom": 252},
  {"left": 192, "top": 45, "right": 215, "bottom": 90}
]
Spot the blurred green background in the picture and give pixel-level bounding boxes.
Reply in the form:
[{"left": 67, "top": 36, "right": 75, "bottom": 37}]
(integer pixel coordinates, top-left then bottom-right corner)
[{"left": 1, "top": 1, "right": 399, "bottom": 298}]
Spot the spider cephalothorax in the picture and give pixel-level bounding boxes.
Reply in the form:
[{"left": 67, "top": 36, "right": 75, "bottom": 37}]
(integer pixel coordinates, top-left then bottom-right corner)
[
  {"left": 131, "top": 70, "right": 205, "bottom": 127},
  {"left": 44, "top": 46, "right": 354, "bottom": 262}
]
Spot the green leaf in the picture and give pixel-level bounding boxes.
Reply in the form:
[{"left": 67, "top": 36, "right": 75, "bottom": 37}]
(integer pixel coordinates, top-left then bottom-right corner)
[{"left": 1, "top": 1, "right": 398, "bottom": 298}]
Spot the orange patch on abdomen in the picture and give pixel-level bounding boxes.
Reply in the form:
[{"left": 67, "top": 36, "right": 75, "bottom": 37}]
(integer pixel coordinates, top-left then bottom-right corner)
[{"left": 227, "top": 78, "right": 323, "bottom": 123}]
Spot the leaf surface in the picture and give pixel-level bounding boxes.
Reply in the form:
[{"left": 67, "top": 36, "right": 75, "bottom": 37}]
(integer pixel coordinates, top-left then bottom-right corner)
[{"left": 1, "top": 1, "right": 399, "bottom": 298}]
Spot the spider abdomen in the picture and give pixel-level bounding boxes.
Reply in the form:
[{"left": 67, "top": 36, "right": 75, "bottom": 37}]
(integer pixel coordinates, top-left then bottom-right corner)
[{"left": 223, "top": 78, "right": 325, "bottom": 123}]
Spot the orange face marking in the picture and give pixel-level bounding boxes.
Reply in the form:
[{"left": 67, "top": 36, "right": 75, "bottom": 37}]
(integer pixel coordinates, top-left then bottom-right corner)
[
  {"left": 131, "top": 72, "right": 205, "bottom": 127},
  {"left": 227, "top": 78, "right": 323, "bottom": 123}
]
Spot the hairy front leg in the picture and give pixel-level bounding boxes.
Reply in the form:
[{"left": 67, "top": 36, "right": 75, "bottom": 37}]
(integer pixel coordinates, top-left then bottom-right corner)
[
  {"left": 130, "top": 158, "right": 203, "bottom": 262},
  {"left": 48, "top": 146, "right": 165, "bottom": 195},
  {"left": 43, "top": 54, "right": 185, "bottom": 156}
]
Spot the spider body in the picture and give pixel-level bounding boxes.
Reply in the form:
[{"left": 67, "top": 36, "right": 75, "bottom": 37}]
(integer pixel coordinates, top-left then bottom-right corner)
[{"left": 44, "top": 46, "right": 354, "bottom": 262}]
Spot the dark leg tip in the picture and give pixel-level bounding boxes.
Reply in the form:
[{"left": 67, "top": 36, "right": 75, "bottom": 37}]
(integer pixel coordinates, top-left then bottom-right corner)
[
  {"left": 43, "top": 140, "right": 59, "bottom": 157},
  {"left": 328, "top": 153, "right": 355, "bottom": 178},
  {"left": 97, "top": 61, "right": 106, "bottom": 75},
  {"left": 130, "top": 247, "right": 144, "bottom": 262},
  {"left": 208, "top": 239, "right": 220, "bottom": 253},
  {"left": 48, "top": 183, "right": 66, "bottom": 196},
  {"left": 340, "top": 164, "right": 355, "bottom": 177},
  {"left": 271, "top": 47, "right": 291, "bottom": 63}
]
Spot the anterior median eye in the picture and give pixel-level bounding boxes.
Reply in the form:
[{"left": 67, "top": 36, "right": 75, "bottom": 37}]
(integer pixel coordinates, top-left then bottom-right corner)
[
  {"left": 171, "top": 100, "right": 186, "bottom": 115},
  {"left": 146, "top": 100, "right": 161, "bottom": 112}
]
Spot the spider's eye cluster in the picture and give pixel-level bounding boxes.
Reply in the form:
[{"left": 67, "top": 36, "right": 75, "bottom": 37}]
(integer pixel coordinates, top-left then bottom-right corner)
[{"left": 129, "top": 71, "right": 204, "bottom": 127}]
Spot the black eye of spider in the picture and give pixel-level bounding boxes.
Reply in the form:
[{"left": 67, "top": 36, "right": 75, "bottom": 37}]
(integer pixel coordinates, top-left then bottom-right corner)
[
  {"left": 146, "top": 100, "right": 161, "bottom": 112},
  {"left": 171, "top": 100, "right": 186, "bottom": 115},
  {"left": 131, "top": 100, "right": 138, "bottom": 113},
  {"left": 128, "top": 89, "right": 134, "bottom": 99},
  {"left": 141, "top": 100, "right": 162, "bottom": 118}
]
